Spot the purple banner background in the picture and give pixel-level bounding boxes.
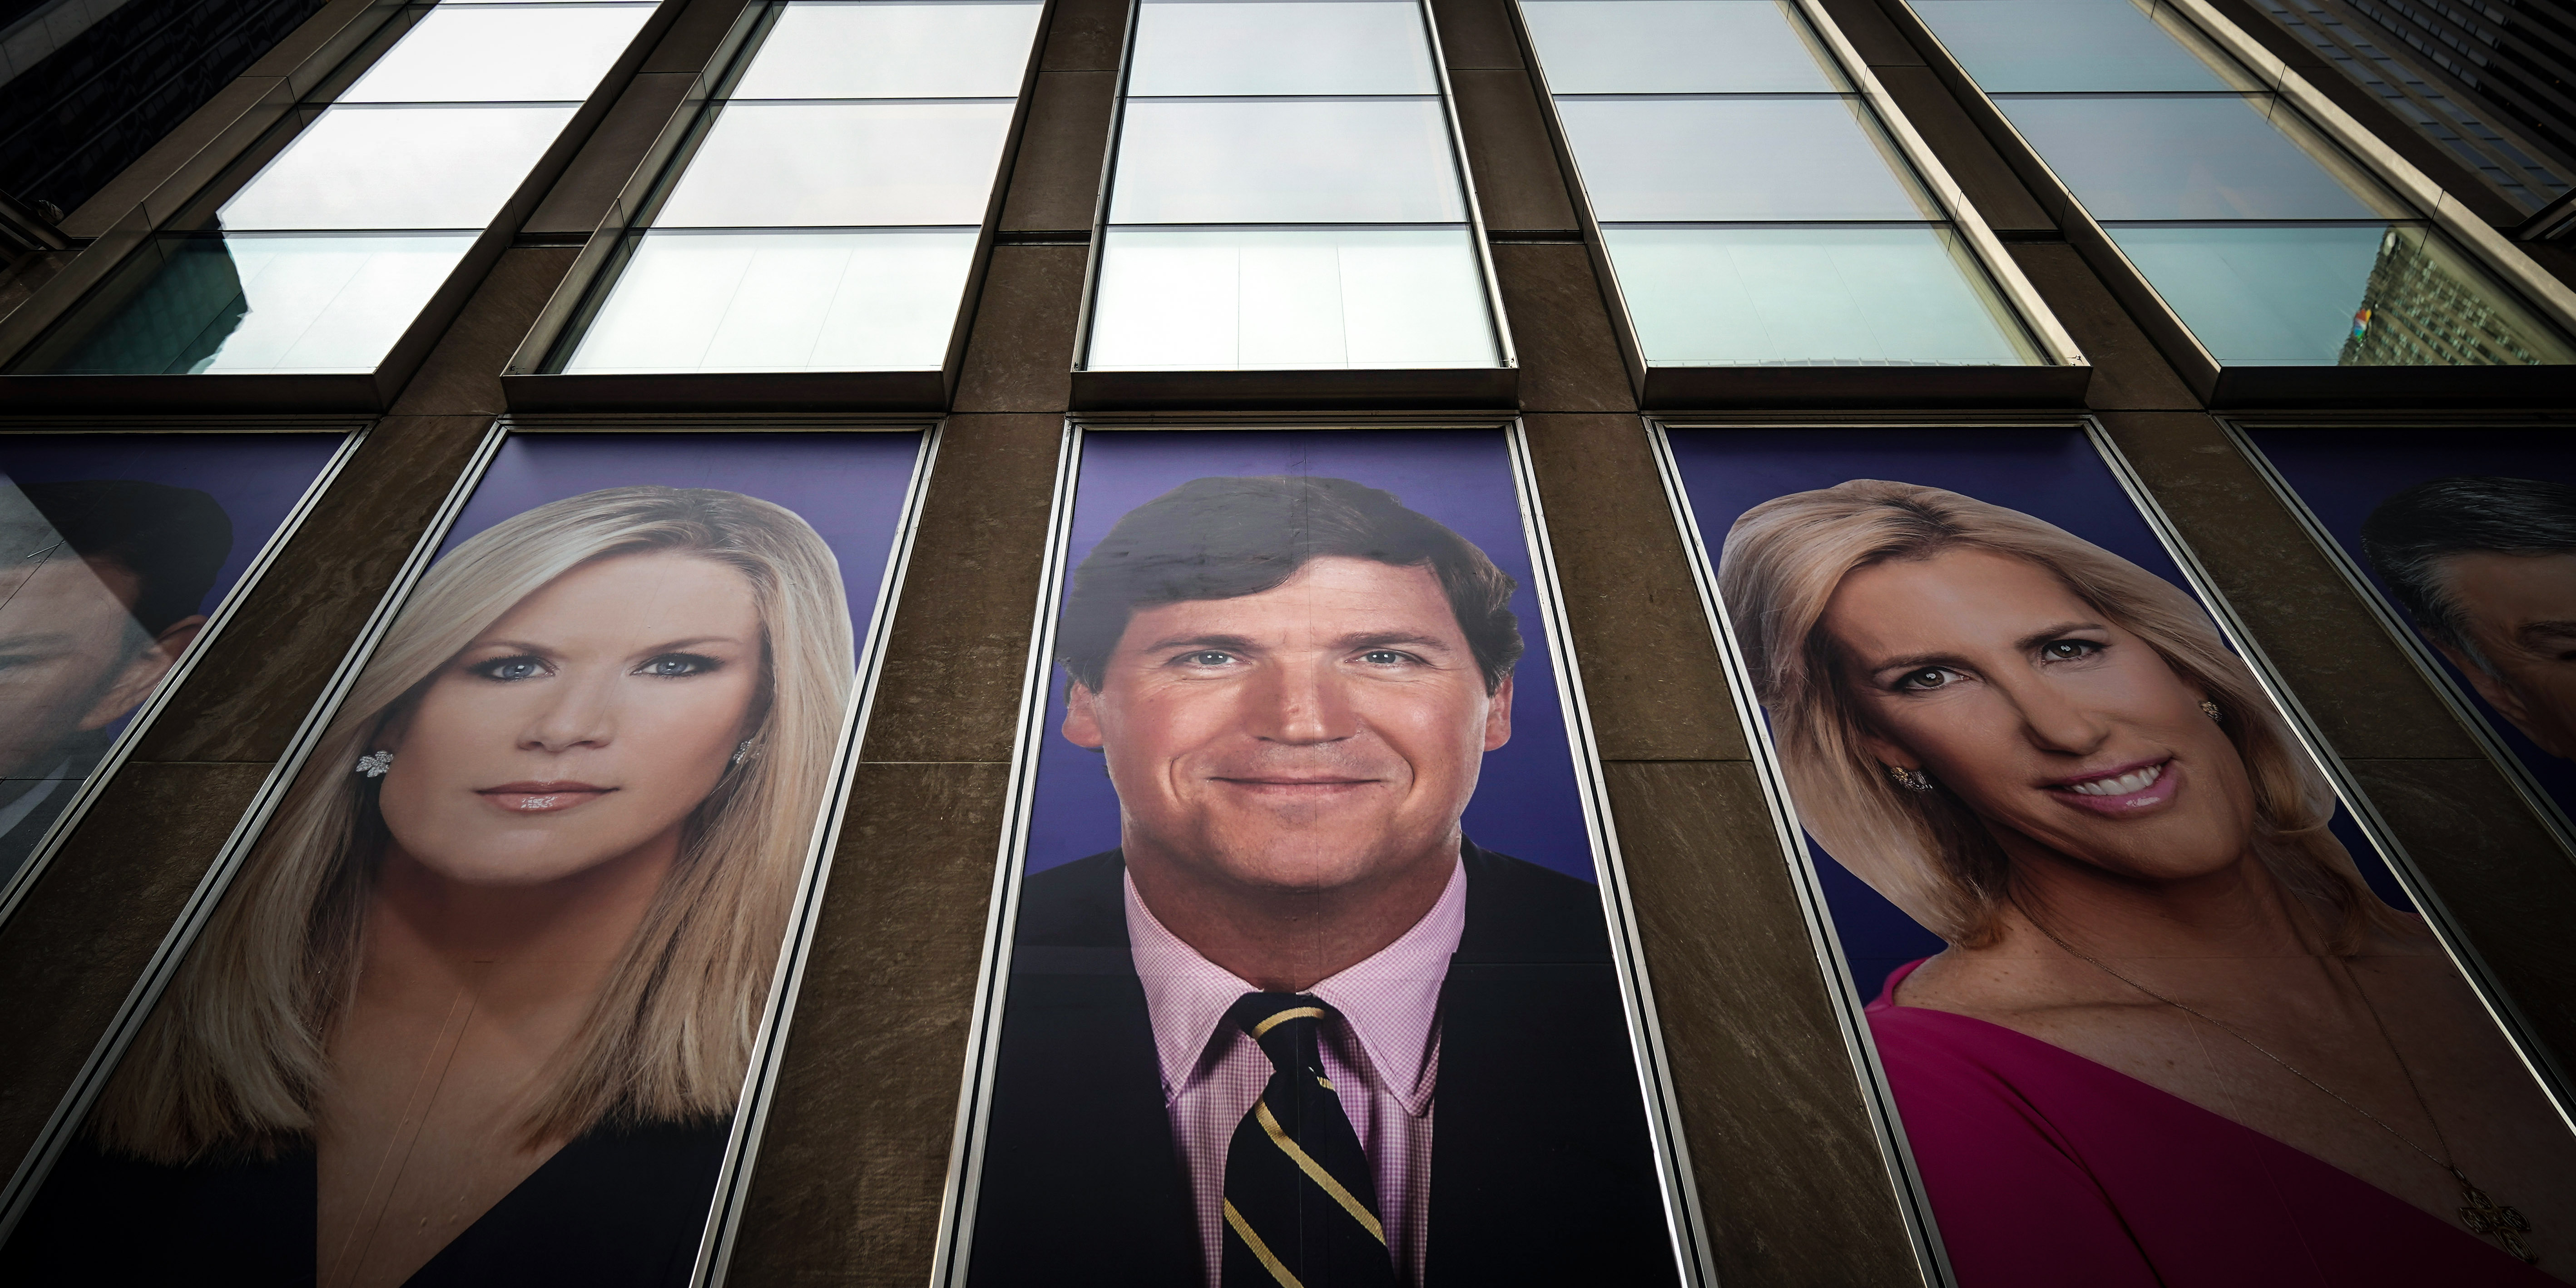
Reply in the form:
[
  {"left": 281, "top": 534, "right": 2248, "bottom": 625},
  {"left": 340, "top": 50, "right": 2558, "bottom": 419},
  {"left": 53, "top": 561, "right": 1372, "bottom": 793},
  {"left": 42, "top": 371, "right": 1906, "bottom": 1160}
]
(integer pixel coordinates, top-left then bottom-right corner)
[
  {"left": 440, "top": 432, "right": 924, "bottom": 629},
  {"left": 1022, "top": 429, "right": 1596, "bottom": 883},
  {"left": 1667, "top": 427, "right": 2402, "bottom": 999},
  {"left": 2249, "top": 427, "right": 2576, "bottom": 825}
]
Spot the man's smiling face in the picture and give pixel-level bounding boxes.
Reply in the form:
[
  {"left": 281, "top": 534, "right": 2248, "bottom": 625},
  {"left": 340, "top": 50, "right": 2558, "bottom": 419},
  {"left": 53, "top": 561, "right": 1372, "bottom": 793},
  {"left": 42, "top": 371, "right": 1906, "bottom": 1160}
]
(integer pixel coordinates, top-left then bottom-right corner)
[{"left": 1063, "top": 555, "right": 1511, "bottom": 898}]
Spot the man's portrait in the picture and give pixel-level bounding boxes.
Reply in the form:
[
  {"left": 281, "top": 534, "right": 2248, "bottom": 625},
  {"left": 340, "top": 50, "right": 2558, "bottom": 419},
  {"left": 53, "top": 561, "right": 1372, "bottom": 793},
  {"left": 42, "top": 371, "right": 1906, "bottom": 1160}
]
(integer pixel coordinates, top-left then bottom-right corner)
[
  {"left": 0, "top": 480, "right": 232, "bottom": 884},
  {"left": 970, "top": 439, "right": 1677, "bottom": 1288},
  {"left": 2362, "top": 475, "right": 2576, "bottom": 761}
]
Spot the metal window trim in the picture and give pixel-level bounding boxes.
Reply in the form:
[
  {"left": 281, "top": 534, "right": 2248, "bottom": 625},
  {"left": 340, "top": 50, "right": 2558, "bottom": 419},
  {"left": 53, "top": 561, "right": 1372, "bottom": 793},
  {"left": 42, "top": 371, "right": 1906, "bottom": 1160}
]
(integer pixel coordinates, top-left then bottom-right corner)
[
  {"left": 501, "top": 0, "right": 1059, "bottom": 411},
  {"left": 0, "top": 419, "right": 370, "bottom": 937},
  {"left": 925, "top": 416, "right": 1712, "bottom": 1288}
]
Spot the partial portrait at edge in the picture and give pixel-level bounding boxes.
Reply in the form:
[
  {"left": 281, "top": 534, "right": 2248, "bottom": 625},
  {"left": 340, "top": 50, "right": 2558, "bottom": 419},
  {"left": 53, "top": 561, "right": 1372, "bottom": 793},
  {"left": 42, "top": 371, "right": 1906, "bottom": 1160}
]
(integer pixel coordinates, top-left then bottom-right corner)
[
  {"left": 970, "top": 442, "right": 1677, "bottom": 1288},
  {"left": 2, "top": 433, "right": 918, "bottom": 1288},
  {"left": 1694, "top": 459, "right": 2576, "bottom": 1287}
]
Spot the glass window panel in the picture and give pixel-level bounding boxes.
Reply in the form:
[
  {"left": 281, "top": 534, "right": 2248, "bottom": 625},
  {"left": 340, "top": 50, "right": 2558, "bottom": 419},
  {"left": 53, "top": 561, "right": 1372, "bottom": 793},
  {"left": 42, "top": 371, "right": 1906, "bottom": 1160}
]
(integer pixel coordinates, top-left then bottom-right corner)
[
  {"left": 32, "top": 233, "right": 472, "bottom": 374},
  {"left": 1907, "top": 0, "right": 2256, "bottom": 91},
  {"left": 2110, "top": 223, "right": 2576, "bottom": 365},
  {"left": 2002, "top": 95, "right": 2400, "bottom": 219},
  {"left": 1126, "top": 0, "right": 1437, "bottom": 95},
  {"left": 1109, "top": 98, "right": 1466, "bottom": 223},
  {"left": 340, "top": 5, "right": 657, "bottom": 103},
  {"left": 216, "top": 104, "right": 577, "bottom": 229},
  {"left": 1603, "top": 225, "right": 2034, "bottom": 363},
  {"left": 728, "top": 1, "right": 1044, "bottom": 99},
  {"left": 565, "top": 228, "right": 976, "bottom": 371},
  {"left": 1520, "top": 0, "right": 1838, "bottom": 93},
  {"left": 1556, "top": 97, "right": 1934, "bottom": 220},
  {"left": 652, "top": 102, "right": 1014, "bottom": 226},
  {"left": 1087, "top": 226, "right": 1496, "bottom": 368}
]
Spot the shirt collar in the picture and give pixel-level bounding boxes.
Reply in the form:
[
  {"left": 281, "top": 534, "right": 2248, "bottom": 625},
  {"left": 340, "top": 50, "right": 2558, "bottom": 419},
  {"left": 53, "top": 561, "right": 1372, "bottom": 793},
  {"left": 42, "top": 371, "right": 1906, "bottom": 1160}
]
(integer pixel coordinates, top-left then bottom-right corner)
[{"left": 1125, "top": 857, "right": 1467, "bottom": 1117}]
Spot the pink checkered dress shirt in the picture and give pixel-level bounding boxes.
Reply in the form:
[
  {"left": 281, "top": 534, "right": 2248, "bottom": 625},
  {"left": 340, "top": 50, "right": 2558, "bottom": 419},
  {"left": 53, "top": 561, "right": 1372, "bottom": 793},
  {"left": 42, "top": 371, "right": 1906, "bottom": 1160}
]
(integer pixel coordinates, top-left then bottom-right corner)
[{"left": 1122, "top": 859, "right": 1467, "bottom": 1288}]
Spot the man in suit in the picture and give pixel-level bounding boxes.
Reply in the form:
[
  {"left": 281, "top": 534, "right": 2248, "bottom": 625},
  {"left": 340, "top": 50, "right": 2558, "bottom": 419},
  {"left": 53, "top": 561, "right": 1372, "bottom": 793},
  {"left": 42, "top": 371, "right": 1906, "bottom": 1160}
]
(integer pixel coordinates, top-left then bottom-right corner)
[
  {"left": 0, "top": 480, "right": 230, "bottom": 885},
  {"left": 971, "top": 475, "right": 1678, "bottom": 1288}
]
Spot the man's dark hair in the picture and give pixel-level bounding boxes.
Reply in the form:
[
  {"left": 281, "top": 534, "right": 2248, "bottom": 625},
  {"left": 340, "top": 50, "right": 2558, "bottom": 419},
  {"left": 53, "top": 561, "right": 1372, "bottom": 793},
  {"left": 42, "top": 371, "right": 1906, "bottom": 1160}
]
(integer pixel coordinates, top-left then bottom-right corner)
[
  {"left": 1058, "top": 475, "right": 1523, "bottom": 694},
  {"left": 2359, "top": 475, "right": 2576, "bottom": 666},
  {"left": 5, "top": 480, "right": 233, "bottom": 636}
]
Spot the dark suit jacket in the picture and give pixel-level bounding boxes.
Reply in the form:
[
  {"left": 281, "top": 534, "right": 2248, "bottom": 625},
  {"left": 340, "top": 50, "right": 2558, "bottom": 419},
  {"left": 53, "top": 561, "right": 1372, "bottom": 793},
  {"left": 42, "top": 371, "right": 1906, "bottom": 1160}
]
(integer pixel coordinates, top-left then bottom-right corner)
[{"left": 969, "top": 842, "right": 1680, "bottom": 1288}]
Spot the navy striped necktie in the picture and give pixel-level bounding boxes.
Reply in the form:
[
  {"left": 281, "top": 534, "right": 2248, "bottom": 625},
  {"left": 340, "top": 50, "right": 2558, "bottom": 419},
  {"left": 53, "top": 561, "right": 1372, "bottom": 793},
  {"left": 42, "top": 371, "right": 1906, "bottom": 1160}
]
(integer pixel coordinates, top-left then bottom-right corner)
[{"left": 1220, "top": 992, "right": 1398, "bottom": 1288}]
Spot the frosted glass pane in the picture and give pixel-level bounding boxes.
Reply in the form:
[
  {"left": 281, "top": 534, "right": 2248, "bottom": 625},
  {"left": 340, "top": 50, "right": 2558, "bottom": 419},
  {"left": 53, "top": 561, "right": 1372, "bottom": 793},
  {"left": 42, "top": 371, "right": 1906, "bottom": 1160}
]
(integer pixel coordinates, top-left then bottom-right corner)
[
  {"left": 1521, "top": 0, "right": 1837, "bottom": 93},
  {"left": 1088, "top": 227, "right": 1496, "bottom": 369},
  {"left": 566, "top": 229, "right": 977, "bottom": 371},
  {"left": 2109, "top": 223, "right": 2575, "bottom": 366},
  {"left": 341, "top": 5, "right": 657, "bottom": 102},
  {"left": 2001, "top": 96, "right": 2400, "bottom": 220},
  {"left": 730, "top": 2, "right": 1043, "bottom": 98},
  {"left": 1110, "top": 99, "right": 1465, "bottom": 223},
  {"left": 218, "top": 104, "right": 575, "bottom": 229},
  {"left": 34, "top": 233, "right": 471, "bottom": 374},
  {"left": 1604, "top": 225, "right": 2034, "bottom": 364},
  {"left": 654, "top": 102, "right": 1013, "bottom": 225},
  {"left": 1557, "top": 97, "right": 1932, "bottom": 220},
  {"left": 1908, "top": 0, "right": 2256, "bottom": 91},
  {"left": 1128, "top": 0, "right": 1437, "bottom": 95}
]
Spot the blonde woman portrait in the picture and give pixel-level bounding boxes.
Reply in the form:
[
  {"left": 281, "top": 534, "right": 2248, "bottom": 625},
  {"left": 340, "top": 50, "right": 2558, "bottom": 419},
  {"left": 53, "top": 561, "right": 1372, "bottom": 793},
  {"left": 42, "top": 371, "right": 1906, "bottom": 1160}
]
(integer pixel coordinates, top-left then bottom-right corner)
[
  {"left": 10, "top": 485, "right": 853, "bottom": 1288},
  {"left": 1721, "top": 480, "right": 2576, "bottom": 1287}
]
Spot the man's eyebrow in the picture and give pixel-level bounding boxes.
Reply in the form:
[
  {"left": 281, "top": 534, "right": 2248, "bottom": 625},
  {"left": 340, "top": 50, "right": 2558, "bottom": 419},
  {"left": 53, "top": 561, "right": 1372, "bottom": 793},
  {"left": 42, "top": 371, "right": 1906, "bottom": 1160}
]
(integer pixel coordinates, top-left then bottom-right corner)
[
  {"left": 1139, "top": 633, "right": 1261, "bottom": 655},
  {"left": 1334, "top": 630, "right": 1457, "bottom": 654},
  {"left": 2516, "top": 619, "right": 2576, "bottom": 644}
]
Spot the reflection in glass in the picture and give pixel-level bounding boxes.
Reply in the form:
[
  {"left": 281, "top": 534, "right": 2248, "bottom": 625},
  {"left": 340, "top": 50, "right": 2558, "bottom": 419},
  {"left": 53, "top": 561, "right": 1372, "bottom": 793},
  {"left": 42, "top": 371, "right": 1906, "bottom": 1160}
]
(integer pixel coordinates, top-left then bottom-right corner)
[
  {"left": 565, "top": 228, "right": 976, "bottom": 371},
  {"left": 1521, "top": 0, "right": 1836, "bottom": 93},
  {"left": 2110, "top": 223, "right": 2576, "bottom": 365},
  {"left": 1605, "top": 225, "right": 2034, "bottom": 364},
  {"left": 2000, "top": 95, "right": 2398, "bottom": 220},
  {"left": 216, "top": 104, "right": 579, "bottom": 230},
  {"left": 1087, "top": 226, "right": 1496, "bottom": 369},
  {"left": 1556, "top": 97, "right": 1934, "bottom": 220},
  {"left": 1109, "top": 98, "right": 1466, "bottom": 224},
  {"left": 26, "top": 233, "right": 472, "bottom": 375},
  {"left": 340, "top": 4, "right": 657, "bottom": 103},
  {"left": 1909, "top": 0, "right": 2254, "bottom": 91},
  {"left": 652, "top": 102, "right": 1016, "bottom": 227},
  {"left": 730, "top": 1, "right": 1043, "bottom": 98},
  {"left": 1126, "top": 0, "right": 1437, "bottom": 95}
]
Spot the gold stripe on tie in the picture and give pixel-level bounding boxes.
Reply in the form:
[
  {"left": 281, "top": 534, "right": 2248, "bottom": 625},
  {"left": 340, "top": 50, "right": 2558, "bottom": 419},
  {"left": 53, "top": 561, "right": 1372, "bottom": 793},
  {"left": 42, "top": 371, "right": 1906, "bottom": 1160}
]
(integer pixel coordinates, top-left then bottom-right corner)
[
  {"left": 1224, "top": 1199, "right": 1305, "bottom": 1288},
  {"left": 1249, "top": 1006, "right": 1329, "bottom": 1040},
  {"left": 1254, "top": 1100, "right": 1388, "bottom": 1243}
]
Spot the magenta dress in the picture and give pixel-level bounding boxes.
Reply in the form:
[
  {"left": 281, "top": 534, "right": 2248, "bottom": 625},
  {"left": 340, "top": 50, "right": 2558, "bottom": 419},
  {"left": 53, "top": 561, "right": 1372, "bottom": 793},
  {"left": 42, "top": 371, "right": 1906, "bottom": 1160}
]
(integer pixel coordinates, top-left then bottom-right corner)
[{"left": 1869, "top": 959, "right": 2556, "bottom": 1287}]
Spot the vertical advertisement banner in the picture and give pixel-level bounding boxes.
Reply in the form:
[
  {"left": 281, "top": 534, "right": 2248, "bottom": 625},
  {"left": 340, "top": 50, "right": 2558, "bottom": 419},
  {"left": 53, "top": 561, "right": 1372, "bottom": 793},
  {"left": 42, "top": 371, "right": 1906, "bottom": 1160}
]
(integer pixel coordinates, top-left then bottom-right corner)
[
  {"left": 1, "top": 430, "right": 924, "bottom": 1288},
  {"left": 2244, "top": 427, "right": 2576, "bottom": 843},
  {"left": 0, "top": 431, "right": 349, "bottom": 895},
  {"left": 1662, "top": 426, "right": 2576, "bottom": 1286},
  {"left": 964, "top": 429, "right": 1683, "bottom": 1287}
]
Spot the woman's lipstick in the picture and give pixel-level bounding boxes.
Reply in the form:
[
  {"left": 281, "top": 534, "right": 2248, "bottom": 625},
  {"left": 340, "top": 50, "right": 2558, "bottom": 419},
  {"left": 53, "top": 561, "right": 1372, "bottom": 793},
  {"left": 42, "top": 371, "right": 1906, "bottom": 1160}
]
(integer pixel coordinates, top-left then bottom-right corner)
[
  {"left": 477, "top": 782, "right": 612, "bottom": 813},
  {"left": 2048, "top": 758, "right": 2176, "bottom": 816}
]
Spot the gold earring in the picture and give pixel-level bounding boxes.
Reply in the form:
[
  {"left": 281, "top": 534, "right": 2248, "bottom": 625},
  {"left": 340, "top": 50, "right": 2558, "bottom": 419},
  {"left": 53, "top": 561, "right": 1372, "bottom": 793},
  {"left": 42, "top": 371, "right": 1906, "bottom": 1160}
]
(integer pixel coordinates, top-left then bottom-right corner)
[
  {"left": 1886, "top": 763, "right": 1934, "bottom": 793},
  {"left": 2200, "top": 700, "right": 2223, "bottom": 722}
]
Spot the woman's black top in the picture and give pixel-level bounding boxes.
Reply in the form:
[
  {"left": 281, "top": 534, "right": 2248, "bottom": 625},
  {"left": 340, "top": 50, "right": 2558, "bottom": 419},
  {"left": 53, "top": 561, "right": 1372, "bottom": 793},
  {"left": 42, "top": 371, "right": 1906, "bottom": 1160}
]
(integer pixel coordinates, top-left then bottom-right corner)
[{"left": 1, "top": 1117, "right": 729, "bottom": 1287}]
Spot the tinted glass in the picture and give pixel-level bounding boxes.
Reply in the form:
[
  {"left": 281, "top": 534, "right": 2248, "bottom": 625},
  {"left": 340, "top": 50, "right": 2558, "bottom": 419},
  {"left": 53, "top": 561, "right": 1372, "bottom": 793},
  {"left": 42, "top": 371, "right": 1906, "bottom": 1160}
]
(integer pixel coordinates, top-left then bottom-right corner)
[
  {"left": 1521, "top": 0, "right": 1838, "bottom": 93},
  {"left": 1909, "top": 0, "right": 2253, "bottom": 91},
  {"left": 728, "top": 1, "right": 1044, "bottom": 98},
  {"left": 652, "top": 101, "right": 1015, "bottom": 226},
  {"left": 340, "top": 4, "right": 658, "bottom": 102},
  {"left": 2001, "top": 95, "right": 2397, "bottom": 219},
  {"left": 565, "top": 228, "right": 977, "bottom": 370},
  {"left": 1128, "top": 0, "right": 1437, "bottom": 94},
  {"left": 217, "top": 104, "right": 578, "bottom": 229},
  {"left": 1605, "top": 225, "right": 2032, "bottom": 363},
  {"left": 1558, "top": 97, "right": 1933, "bottom": 220},
  {"left": 33, "top": 232, "right": 474, "bottom": 374},
  {"left": 1109, "top": 98, "right": 1465, "bottom": 223},
  {"left": 1088, "top": 226, "right": 1495, "bottom": 368}
]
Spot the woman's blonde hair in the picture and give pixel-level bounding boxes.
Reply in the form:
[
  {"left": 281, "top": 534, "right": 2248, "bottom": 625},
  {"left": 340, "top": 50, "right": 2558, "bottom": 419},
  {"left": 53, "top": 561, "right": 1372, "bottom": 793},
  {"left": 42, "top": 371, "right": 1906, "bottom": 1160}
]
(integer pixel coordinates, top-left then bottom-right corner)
[
  {"left": 1718, "top": 479, "right": 2401, "bottom": 952},
  {"left": 97, "top": 486, "right": 853, "bottom": 1163}
]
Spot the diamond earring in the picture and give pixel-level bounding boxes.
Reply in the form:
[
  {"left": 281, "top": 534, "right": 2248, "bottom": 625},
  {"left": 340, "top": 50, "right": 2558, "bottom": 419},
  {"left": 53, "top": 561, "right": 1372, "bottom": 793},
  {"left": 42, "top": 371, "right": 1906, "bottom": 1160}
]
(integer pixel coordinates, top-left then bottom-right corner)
[
  {"left": 2200, "top": 699, "right": 2224, "bottom": 722},
  {"left": 731, "top": 739, "right": 759, "bottom": 767},
  {"left": 354, "top": 750, "right": 394, "bottom": 778},
  {"left": 1886, "top": 763, "right": 1934, "bottom": 793}
]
